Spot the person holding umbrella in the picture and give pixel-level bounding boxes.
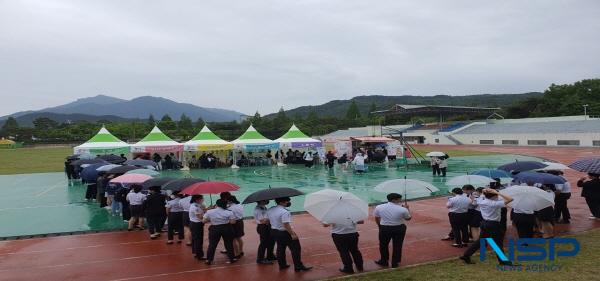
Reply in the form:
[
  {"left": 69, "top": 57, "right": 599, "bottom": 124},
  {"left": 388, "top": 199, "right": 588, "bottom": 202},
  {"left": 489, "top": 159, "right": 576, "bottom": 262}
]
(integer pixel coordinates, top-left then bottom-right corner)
[
  {"left": 373, "top": 193, "right": 412, "bottom": 268},
  {"left": 254, "top": 200, "right": 276, "bottom": 265},
  {"left": 166, "top": 191, "right": 185, "bottom": 244},
  {"left": 203, "top": 199, "right": 237, "bottom": 265},
  {"left": 267, "top": 197, "right": 312, "bottom": 272},
  {"left": 548, "top": 170, "right": 572, "bottom": 224},
  {"left": 577, "top": 173, "right": 600, "bottom": 219},
  {"left": 189, "top": 195, "right": 206, "bottom": 260},
  {"left": 144, "top": 186, "right": 167, "bottom": 239},
  {"left": 323, "top": 220, "right": 364, "bottom": 274},
  {"left": 460, "top": 188, "right": 513, "bottom": 265}
]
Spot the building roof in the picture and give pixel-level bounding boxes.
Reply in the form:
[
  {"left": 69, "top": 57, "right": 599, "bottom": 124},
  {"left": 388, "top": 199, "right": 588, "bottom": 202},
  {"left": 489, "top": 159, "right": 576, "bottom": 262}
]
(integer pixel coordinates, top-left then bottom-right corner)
[
  {"left": 373, "top": 104, "right": 499, "bottom": 116},
  {"left": 455, "top": 120, "right": 600, "bottom": 135},
  {"left": 351, "top": 136, "right": 396, "bottom": 143}
]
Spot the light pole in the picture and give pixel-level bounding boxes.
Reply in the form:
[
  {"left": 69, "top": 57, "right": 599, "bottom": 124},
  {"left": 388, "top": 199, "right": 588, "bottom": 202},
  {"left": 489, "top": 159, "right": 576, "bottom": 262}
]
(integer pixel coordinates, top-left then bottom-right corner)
[{"left": 583, "top": 104, "right": 589, "bottom": 120}]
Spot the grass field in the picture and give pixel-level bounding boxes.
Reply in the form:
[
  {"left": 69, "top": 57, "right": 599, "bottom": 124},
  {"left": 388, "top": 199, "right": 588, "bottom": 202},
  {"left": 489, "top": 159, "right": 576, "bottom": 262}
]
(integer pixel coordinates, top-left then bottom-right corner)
[
  {"left": 0, "top": 146, "right": 72, "bottom": 175},
  {"left": 339, "top": 229, "right": 600, "bottom": 281},
  {"left": 0, "top": 146, "right": 497, "bottom": 175}
]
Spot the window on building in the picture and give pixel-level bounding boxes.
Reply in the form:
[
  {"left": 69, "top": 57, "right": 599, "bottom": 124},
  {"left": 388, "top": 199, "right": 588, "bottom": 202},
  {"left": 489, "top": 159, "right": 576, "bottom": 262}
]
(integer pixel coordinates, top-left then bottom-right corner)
[
  {"left": 527, "top": 140, "right": 547, "bottom": 145},
  {"left": 502, "top": 140, "right": 519, "bottom": 145},
  {"left": 479, "top": 140, "right": 494, "bottom": 145},
  {"left": 435, "top": 138, "right": 439, "bottom": 143},
  {"left": 557, "top": 140, "right": 580, "bottom": 146},
  {"left": 593, "top": 140, "right": 600, "bottom": 147}
]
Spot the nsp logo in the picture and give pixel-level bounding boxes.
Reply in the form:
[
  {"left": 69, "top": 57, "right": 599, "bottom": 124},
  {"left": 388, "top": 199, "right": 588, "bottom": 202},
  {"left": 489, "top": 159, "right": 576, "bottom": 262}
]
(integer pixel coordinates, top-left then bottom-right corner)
[{"left": 480, "top": 238, "right": 580, "bottom": 262}]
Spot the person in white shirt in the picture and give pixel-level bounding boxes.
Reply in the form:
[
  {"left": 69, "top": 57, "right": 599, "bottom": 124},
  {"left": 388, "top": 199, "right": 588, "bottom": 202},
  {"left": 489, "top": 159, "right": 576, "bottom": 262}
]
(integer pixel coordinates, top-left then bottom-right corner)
[
  {"left": 126, "top": 185, "right": 146, "bottom": 231},
  {"left": 228, "top": 196, "right": 245, "bottom": 258},
  {"left": 303, "top": 151, "right": 314, "bottom": 168},
  {"left": 446, "top": 188, "right": 471, "bottom": 247},
  {"left": 460, "top": 188, "right": 513, "bottom": 265},
  {"left": 203, "top": 199, "right": 237, "bottom": 265},
  {"left": 165, "top": 192, "right": 185, "bottom": 244},
  {"left": 323, "top": 219, "right": 364, "bottom": 274},
  {"left": 373, "top": 193, "right": 411, "bottom": 268},
  {"left": 439, "top": 155, "right": 448, "bottom": 177},
  {"left": 179, "top": 195, "right": 193, "bottom": 245},
  {"left": 267, "top": 197, "right": 312, "bottom": 272},
  {"left": 352, "top": 153, "right": 366, "bottom": 173},
  {"left": 431, "top": 156, "right": 441, "bottom": 176},
  {"left": 254, "top": 200, "right": 275, "bottom": 264},
  {"left": 467, "top": 186, "right": 484, "bottom": 240},
  {"left": 189, "top": 195, "right": 206, "bottom": 260},
  {"left": 549, "top": 170, "right": 572, "bottom": 223}
]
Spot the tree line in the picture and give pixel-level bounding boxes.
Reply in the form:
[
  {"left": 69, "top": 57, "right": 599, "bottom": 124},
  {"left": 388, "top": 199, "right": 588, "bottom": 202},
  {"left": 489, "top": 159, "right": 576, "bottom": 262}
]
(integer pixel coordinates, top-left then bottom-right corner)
[{"left": 1, "top": 78, "right": 597, "bottom": 144}]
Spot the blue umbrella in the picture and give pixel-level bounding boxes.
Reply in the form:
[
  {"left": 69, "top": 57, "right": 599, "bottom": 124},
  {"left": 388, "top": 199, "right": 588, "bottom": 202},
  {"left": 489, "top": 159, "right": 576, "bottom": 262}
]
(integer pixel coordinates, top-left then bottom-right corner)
[
  {"left": 569, "top": 157, "right": 600, "bottom": 174},
  {"left": 471, "top": 169, "right": 512, "bottom": 178},
  {"left": 498, "top": 161, "right": 547, "bottom": 172},
  {"left": 512, "top": 171, "right": 566, "bottom": 185},
  {"left": 80, "top": 163, "right": 106, "bottom": 183},
  {"left": 125, "top": 159, "right": 158, "bottom": 167}
]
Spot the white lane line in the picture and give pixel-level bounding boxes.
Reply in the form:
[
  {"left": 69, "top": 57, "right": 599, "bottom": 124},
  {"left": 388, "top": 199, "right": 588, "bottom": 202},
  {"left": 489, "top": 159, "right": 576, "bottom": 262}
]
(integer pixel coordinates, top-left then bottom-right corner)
[
  {"left": 0, "top": 253, "right": 174, "bottom": 272},
  {"left": 0, "top": 240, "right": 153, "bottom": 256},
  {"left": 35, "top": 181, "right": 64, "bottom": 197}
]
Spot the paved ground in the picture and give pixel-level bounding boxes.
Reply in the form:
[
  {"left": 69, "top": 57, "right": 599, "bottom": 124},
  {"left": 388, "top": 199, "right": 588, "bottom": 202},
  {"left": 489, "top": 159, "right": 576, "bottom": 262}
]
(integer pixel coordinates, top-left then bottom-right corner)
[{"left": 0, "top": 145, "right": 598, "bottom": 281}]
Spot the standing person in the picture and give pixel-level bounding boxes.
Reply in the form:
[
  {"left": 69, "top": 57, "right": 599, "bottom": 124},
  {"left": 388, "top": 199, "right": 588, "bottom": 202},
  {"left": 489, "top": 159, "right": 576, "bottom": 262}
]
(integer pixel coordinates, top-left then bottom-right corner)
[
  {"left": 323, "top": 219, "right": 364, "bottom": 274},
  {"left": 460, "top": 188, "right": 514, "bottom": 265},
  {"left": 203, "top": 199, "right": 237, "bottom": 265},
  {"left": 189, "top": 195, "right": 206, "bottom": 260},
  {"left": 537, "top": 185, "right": 556, "bottom": 238},
  {"left": 126, "top": 184, "right": 146, "bottom": 231},
  {"left": 179, "top": 195, "right": 193, "bottom": 246},
  {"left": 228, "top": 196, "right": 245, "bottom": 258},
  {"left": 511, "top": 202, "right": 536, "bottom": 239},
  {"left": 352, "top": 153, "right": 366, "bottom": 173},
  {"left": 439, "top": 155, "right": 448, "bottom": 177},
  {"left": 338, "top": 153, "right": 348, "bottom": 170},
  {"left": 468, "top": 187, "right": 484, "bottom": 240},
  {"left": 326, "top": 151, "right": 337, "bottom": 169},
  {"left": 115, "top": 185, "right": 130, "bottom": 221},
  {"left": 267, "top": 197, "right": 312, "bottom": 272},
  {"left": 96, "top": 173, "right": 108, "bottom": 208},
  {"left": 152, "top": 153, "right": 162, "bottom": 170},
  {"left": 166, "top": 191, "right": 185, "bottom": 244},
  {"left": 106, "top": 182, "right": 121, "bottom": 216},
  {"left": 551, "top": 171, "right": 572, "bottom": 223},
  {"left": 431, "top": 157, "right": 440, "bottom": 176},
  {"left": 254, "top": 200, "right": 276, "bottom": 264},
  {"left": 446, "top": 188, "right": 471, "bottom": 247},
  {"left": 85, "top": 172, "right": 98, "bottom": 202},
  {"left": 303, "top": 151, "right": 314, "bottom": 168},
  {"left": 373, "top": 193, "right": 411, "bottom": 268},
  {"left": 578, "top": 173, "right": 600, "bottom": 219},
  {"left": 144, "top": 186, "right": 166, "bottom": 239}
]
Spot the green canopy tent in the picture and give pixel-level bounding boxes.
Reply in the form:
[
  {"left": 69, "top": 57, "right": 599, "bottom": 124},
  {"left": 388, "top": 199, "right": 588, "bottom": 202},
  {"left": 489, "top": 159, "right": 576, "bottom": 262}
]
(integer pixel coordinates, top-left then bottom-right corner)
[
  {"left": 231, "top": 125, "right": 278, "bottom": 168},
  {"left": 73, "top": 126, "right": 130, "bottom": 155},
  {"left": 275, "top": 124, "right": 322, "bottom": 149},
  {"left": 131, "top": 126, "right": 183, "bottom": 155}
]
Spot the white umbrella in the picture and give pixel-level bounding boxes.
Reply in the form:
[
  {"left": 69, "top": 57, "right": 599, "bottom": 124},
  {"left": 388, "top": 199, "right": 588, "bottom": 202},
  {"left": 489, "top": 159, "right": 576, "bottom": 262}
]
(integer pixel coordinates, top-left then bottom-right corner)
[
  {"left": 374, "top": 179, "right": 440, "bottom": 199},
  {"left": 96, "top": 164, "right": 121, "bottom": 172},
  {"left": 447, "top": 175, "right": 494, "bottom": 187},
  {"left": 538, "top": 162, "right": 571, "bottom": 171},
  {"left": 304, "top": 189, "right": 369, "bottom": 224},
  {"left": 426, "top": 151, "right": 446, "bottom": 157},
  {"left": 500, "top": 185, "right": 554, "bottom": 211}
]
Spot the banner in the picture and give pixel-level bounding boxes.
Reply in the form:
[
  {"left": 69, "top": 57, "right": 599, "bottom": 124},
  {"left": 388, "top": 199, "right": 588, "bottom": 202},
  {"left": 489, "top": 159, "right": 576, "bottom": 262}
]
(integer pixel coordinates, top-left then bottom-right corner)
[
  {"left": 386, "top": 140, "right": 402, "bottom": 156},
  {"left": 333, "top": 141, "right": 352, "bottom": 157},
  {"left": 83, "top": 147, "right": 130, "bottom": 155},
  {"left": 244, "top": 143, "right": 279, "bottom": 152},
  {"left": 291, "top": 141, "right": 322, "bottom": 148},
  {"left": 133, "top": 145, "right": 183, "bottom": 153},
  {"left": 187, "top": 143, "right": 234, "bottom": 151}
]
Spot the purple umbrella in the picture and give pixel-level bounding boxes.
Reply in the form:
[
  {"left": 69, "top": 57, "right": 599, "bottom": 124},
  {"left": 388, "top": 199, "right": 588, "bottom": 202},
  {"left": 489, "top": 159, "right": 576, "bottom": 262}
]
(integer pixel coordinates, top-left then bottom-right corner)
[{"left": 569, "top": 157, "right": 600, "bottom": 174}]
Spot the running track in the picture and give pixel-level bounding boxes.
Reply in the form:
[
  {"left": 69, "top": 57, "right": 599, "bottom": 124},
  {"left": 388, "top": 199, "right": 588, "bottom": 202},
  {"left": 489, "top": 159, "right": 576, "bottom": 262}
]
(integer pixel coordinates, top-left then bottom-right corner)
[{"left": 0, "top": 145, "right": 598, "bottom": 281}]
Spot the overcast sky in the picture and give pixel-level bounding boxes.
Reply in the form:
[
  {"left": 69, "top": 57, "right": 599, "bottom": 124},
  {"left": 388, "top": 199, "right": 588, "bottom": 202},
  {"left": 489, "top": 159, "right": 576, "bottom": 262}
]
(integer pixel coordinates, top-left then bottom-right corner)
[{"left": 1, "top": 0, "right": 599, "bottom": 116}]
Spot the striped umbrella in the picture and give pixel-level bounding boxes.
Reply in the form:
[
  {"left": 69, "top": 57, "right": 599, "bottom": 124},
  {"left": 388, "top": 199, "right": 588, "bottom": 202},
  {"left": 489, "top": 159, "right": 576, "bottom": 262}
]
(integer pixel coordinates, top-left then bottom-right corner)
[{"left": 569, "top": 157, "right": 600, "bottom": 174}]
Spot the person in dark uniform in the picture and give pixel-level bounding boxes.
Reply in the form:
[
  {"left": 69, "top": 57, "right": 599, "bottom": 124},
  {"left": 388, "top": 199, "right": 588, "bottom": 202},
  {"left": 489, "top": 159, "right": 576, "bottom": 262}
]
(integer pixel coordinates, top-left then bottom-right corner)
[
  {"left": 550, "top": 170, "right": 572, "bottom": 224},
  {"left": 228, "top": 196, "right": 245, "bottom": 258},
  {"left": 577, "top": 173, "right": 600, "bottom": 219},
  {"left": 203, "top": 199, "right": 237, "bottom": 265},
  {"left": 460, "top": 188, "right": 514, "bottom": 265},
  {"left": 323, "top": 219, "right": 364, "bottom": 274},
  {"left": 254, "top": 200, "right": 276, "bottom": 264},
  {"left": 144, "top": 186, "right": 166, "bottom": 239},
  {"left": 373, "top": 193, "right": 411, "bottom": 268},
  {"left": 189, "top": 195, "right": 206, "bottom": 260},
  {"left": 126, "top": 184, "right": 146, "bottom": 231},
  {"left": 267, "top": 197, "right": 312, "bottom": 272},
  {"left": 326, "top": 151, "right": 337, "bottom": 169},
  {"left": 166, "top": 191, "right": 185, "bottom": 244}
]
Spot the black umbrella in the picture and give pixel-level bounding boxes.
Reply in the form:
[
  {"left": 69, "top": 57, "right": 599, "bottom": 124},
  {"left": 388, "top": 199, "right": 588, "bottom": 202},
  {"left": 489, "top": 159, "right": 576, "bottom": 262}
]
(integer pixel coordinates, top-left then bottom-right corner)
[
  {"left": 242, "top": 187, "right": 304, "bottom": 204},
  {"left": 71, "top": 158, "right": 108, "bottom": 166},
  {"left": 107, "top": 165, "right": 138, "bottom": 174},
  {"left": 66, "top": 155, "right": 80, "bottom": 161},
  {"left": 125, "top": 159, "right": 158, "bottom": 167},
  {"left": 498, "top": 161, "right": 547, "bottom": 172},
  {"left": 98, "top": 154, "right": 127, "bottom": 164},
  {"left": 162, "top": 178, "right": 206, "bottom": 192},
  {"left": 142, "top": 177, "right": 176, "bottom": 190}
]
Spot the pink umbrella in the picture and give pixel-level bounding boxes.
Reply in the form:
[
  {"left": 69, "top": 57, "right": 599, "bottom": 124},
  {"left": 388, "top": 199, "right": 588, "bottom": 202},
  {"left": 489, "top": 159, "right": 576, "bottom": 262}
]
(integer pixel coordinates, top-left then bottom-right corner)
[{"left": 110, "top": 174, "right": 152, "bottom": 184}]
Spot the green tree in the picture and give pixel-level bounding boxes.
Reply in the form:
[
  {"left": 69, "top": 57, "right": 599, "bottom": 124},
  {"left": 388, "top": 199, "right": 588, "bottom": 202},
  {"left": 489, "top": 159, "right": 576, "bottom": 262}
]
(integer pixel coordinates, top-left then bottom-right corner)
[
  {"left": 158, "top": 114, "right": 176, "bottom": 131},
  {"left": 346, "top": 100, "right": 361, "bottom": 119},
  {"left": 194, "top": 117, "right": 205, "bottom": 129},
  {"left": 178, "top": 114, "right": 194, "bottom": 139},
  {"left": 1, "top": 117, "right": 19, "bottom": 134},
  {"left": 367, "top": 102, "right": 377, "bottom": 118},
  {"left": 148, "top": 114, "right": 156, "bottom": 127},
  {"left": 33, "top": 117, "right": 59, "bottom": 130}
]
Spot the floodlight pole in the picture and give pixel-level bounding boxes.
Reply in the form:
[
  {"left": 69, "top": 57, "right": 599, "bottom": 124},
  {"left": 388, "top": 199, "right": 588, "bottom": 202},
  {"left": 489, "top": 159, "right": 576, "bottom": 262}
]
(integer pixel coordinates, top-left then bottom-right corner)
[{"left": 583, "top": 104, "right": 589, "bottom": 120}]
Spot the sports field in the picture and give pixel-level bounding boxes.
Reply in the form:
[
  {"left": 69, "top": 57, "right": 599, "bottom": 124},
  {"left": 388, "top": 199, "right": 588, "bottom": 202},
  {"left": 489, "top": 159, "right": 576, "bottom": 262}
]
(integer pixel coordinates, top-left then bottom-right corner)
[{"left": 0, "top": 153, "right": 541, "bottom": 238}]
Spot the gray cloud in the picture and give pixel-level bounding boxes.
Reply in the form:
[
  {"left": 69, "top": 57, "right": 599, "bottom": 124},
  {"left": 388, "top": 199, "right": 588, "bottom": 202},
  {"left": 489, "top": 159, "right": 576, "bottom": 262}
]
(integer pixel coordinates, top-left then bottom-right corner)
[{"left": 1, "top": 0, "right": 599, "bottom": 116}]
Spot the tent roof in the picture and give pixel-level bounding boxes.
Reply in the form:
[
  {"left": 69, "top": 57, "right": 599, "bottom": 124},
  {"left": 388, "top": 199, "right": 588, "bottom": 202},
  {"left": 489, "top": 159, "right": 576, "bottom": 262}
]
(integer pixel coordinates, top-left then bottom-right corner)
[
  {"left": 232, "top": 125, "right": 273, "bottom": 144},
  {"left": 275, "top": 124, "right": 321, "bottom": 143},
  {"left": 75, "top": 126, "right": 129, "bottom": 148},
  {"left": 185, "top": 126, "right": 230, "bottom": 145},
  {"left": 132, "top": 126, "right": 181, "bottom": 147}
]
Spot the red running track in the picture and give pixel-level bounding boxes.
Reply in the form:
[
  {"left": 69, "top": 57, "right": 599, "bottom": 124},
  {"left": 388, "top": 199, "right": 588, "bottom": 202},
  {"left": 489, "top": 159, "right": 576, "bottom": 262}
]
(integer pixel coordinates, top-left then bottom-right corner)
[{"left": 0, "top": 145, "right": 598, "bottom": 281}]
